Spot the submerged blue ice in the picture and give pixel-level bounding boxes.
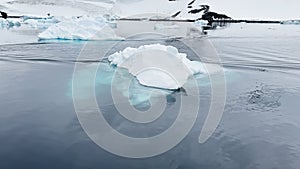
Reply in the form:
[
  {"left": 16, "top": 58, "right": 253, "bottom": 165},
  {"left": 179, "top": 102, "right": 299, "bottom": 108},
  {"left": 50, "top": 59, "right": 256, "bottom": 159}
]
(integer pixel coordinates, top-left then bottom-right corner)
[{"left": 69, "top": 61, "right": 231, "bottom": 107}]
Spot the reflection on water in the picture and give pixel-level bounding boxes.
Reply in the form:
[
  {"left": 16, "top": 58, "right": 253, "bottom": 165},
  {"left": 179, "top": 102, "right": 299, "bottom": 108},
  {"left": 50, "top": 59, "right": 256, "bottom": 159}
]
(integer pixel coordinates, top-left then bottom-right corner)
[{"left": 1, "top": 24, "right": 300, "bottom": 169}]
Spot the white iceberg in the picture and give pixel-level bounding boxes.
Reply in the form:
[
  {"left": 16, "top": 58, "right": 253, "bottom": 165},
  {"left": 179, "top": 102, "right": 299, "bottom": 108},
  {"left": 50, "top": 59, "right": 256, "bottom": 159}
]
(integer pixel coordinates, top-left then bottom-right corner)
[
  {"left": 38, "top": 16, "right": 123, "bottom": 40},
  {"left": 108, "top": 44, "right": 208, "bottom": 90},
  {"left": 22, "top": 16, "right": 60, "bottom": 29}
]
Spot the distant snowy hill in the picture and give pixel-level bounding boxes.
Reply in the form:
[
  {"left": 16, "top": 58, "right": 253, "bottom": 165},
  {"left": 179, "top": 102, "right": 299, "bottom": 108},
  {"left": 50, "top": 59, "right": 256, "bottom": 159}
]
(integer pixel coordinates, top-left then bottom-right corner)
[
  {"left": 0, "top": 0, "right": 202, "bottom": 19},
  {"left": 0, "top": 0, "right": 115, "bottom": 16},
  {"left": 1, "top": 0, "right": 299, "bottom": 20},
  {"left": 111, "top": 0, "right": 203, "bottom": 19},
  {"left": 0, "top": 0, "right": 208, "bottom": 42}
]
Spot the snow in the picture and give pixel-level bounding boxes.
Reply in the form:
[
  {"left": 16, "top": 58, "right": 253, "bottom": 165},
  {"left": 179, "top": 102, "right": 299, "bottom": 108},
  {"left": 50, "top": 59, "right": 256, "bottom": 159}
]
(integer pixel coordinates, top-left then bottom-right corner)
[
  {"left": 38, "top": 16, "right": 123, "bottom": 40},
  {"left": 1, "top": 0, "right": 299, "bottom": 21},
  {"left": 111, "top": 0, "right": 203, "bottom": 20},
  {"left": 0, "top": 0, "right": 114, "bottom": 17},
  {"left": 112, "top": 0, "right": 300, "bottom": 20},
  {"left": 1, "top": 0, "right": 206, "bottom": 41},
  {"left": 108, "top": 44, "right": 207, "bottom": 90}
]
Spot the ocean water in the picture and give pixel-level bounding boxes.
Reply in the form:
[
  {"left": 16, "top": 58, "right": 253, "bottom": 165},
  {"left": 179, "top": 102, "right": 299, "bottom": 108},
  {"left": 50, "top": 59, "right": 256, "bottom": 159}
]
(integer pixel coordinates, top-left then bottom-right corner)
[{"left": 1, "top": 23, "right": 300, "bottom": 169}]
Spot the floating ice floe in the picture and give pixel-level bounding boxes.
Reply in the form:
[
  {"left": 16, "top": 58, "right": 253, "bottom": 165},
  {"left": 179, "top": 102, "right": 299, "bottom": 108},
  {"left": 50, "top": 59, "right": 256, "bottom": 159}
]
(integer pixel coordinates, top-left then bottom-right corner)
[
  {"left": 108, "top": 44, "right": 208, "bottom": 90},
  {"left": 0, "top": 18, "right": 21, "bottom": 28},
  {"left": 22, "top": 16, "right": 60, "bottom": 29},
  {"left": 280, "top": 20, "right": 300, "bottom": 25},
  {"left": 38, "top": 16, "right": 123, "bottom": 40}
]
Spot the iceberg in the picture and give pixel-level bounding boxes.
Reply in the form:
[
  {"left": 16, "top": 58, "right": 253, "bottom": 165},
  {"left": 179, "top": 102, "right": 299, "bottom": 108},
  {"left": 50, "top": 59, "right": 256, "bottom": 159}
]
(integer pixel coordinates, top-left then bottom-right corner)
[
  {"left": 108, "top": 44, "right": 207, "bottom": 90},
  {"left": 38, "top": 16, "right": 123, "bottom": 40},
  {"left": 0, "top": 18, "right": 21, "bottom": 28},
  {"left": 22, "top": 16, "right": 60, "bottom": 29},
  {"left": 280, "top": 20, "right": 300, "bottom": 25}
]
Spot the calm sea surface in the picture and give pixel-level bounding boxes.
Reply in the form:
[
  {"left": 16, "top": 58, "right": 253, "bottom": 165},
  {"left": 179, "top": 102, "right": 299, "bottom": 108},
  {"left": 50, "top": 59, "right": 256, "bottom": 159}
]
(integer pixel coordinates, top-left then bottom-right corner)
[{"left": 1, "top": 23, "right": 300, "bottom": 169}]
